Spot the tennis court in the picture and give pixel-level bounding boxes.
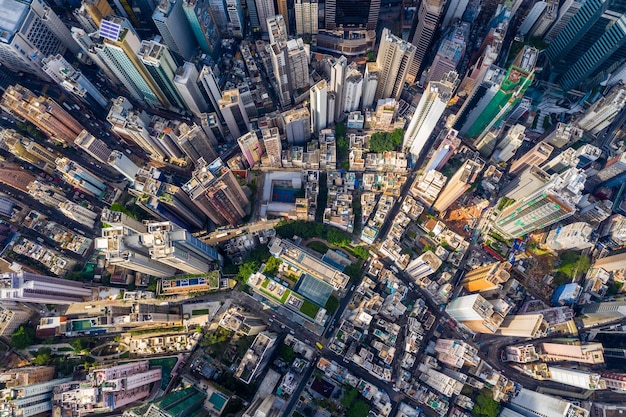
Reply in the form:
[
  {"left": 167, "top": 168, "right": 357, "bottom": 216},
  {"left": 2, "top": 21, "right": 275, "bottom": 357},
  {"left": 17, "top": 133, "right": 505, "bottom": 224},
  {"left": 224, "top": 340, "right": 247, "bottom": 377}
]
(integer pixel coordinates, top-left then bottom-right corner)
[
  {"left": 294, "top": 274, "right": 333, "bottom": 307},
  {"left": 272, "top": 186, "right": 299, "bottom": 203}
]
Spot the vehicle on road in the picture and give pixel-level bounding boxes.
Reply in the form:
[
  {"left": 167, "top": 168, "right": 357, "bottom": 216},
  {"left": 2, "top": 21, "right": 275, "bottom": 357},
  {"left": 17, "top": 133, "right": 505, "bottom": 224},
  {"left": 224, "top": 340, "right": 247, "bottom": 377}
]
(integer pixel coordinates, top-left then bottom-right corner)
[{"left": 315, "top": 342, "right": 323, "bottom": 350}]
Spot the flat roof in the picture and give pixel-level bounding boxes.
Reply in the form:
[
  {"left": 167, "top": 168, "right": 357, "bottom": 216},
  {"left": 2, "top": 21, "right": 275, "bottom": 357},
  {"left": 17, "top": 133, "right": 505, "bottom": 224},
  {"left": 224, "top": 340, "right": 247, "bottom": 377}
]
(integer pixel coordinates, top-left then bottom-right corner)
[{"left": 0, "top": 0, "right": 29, "bottom": 43}]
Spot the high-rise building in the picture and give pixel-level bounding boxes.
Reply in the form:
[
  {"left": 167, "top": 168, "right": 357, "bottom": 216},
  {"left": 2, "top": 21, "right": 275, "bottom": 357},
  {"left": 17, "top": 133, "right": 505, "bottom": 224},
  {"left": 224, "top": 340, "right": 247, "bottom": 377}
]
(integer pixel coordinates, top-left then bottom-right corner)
[
  {"left": 343, "top": 67, "right": 363, "bottom": 113},
  {"left": 329, "top": 56, "right": 347, "bottom": 122},
  {"left": 446, "top": 293, "right": 506, "bottom": 334},
  {"left": 589, "top": 152, "right": 626, "bottom": 188},
  {"left": 424, "top": 23, "right": 468, "bottom": 86},
  {"left": 276, "top": 0, "right": 289, "bottom": 33},
  {"left": 282, "top": 107, "right": 311, "bottom": 145},
  {"left": 0, "top": 0, "right": 80, "bottom": 79},
  {"left": 375, "top": 28, "right": 416, "bottom": 101},
  {"left": 403, "top": 71, "right": 458, "bottom": 157},
  {"left": 261, "top": 127, "right": 282, "bottom": 168},
  {"left": 201, "top": 112, "right": 225, "bottom": 143},
  {"left": 442, "top": 0, "right": 469, "bottom": 27},
  {"left": 517, "top": 1, "right": 548, "bottom": 37},
  {"left": 95, "top": 17, "right": 169, "bottom": 107},
  {"left": 544, "top": 122, "right": 584, "bottom": 148},
  {"left": 0, "top": 272, "right": 92, "bottom": 304},
  {"left": 208, "top": 0, "right": 228, "bottom": 33},
  {"left": 454, "top": 65, "right": 533, "bottom": 139},
  {"left": 504, "top": 165, "right": 552, "bottom": 201},
  {"left": 108, "top": 150, "right": 140, "bottom": 182},
  {"left": 174, "top": 122, "right": 217, "bottom": 163},
  {"left": 269, "top": 34, "right": 310, "bottom": 108},
  {"left": 410, "top": 169, "right": 447, "bottom": 207},
  {"left": 433, "top": 156, "right": 483, "bottom": 212},
  {"left": 218, "top": 89, "right": 250, "bottom": 139},
  {"left": 144, "top": 221, "right": 219, "bottom": 274},
  {"left": 267, "top": 13, "right": 288, "bottom": 43},
  {"left": 324, "top": 0, "right": 380, "bottom": 30},
  {"left": 545, "top": 222, "right": 593, "bottom": 251},
  {"left": 310, "top": 79, "right": 328, "bottom": 133},
  {"left": 0, "top": 304, "right": 32, "bottom": 336},
  {"left": 174, "top": 62, "right": 208, "bottom": 117},
  {"left": 73, "top": 0, "right": 114, "bottom": 32},
  {"left": 198, "top": 65, "right": 223, "bottom": 118},
  {"left": 543, "top": 0, "right": 582, "bottom": 42},
  {"left": 138, "top": 40, "right": 186, "bottom": 109},
  {"left": 237, "top": 131, "right": 264, "bottom": 168},
  {"left": 508, "top": 389, "right": 589, "bottom": 417},
  {"left": 74, "top": 130, "right": 111, "bottom": 164},
  {"left": 493, "top": 124, "right": 525, "bottom": 163},
  {"left": 407, "top": 0, "right": 445, "bottom": 84},
  {"left": 462, "top": 262, "right": 511, "bottom": 292},
  {"left": 424, "top": 129, "right": 461, "bottom": 172},
  {"left": 225, "top": 0, "right": 244, "bottom": 38},
  {"left": 576, "top": 85, "right": 626, "bottom": 136},
  {"left": 494, "top": 168, "right": 586, "bottom": 238},
  {"left": 3, "top": 377, "right": 73, "bottom": 417},
  {"left": 182, "top": 157, "right": 249, "bottom": 226},
  {"left": 1, "top": 85, "right": 84, "bottom": 145},
  {"left": 405, "top": 251, "right": 443, "bottom": 282},
  {"left": 4, "top": 132, "right": 60, "bottom": 174},
  {"left": 182, "top": 0, "right": 221, "bottom": 56},
  {"left": 42, "top": 54, "right": 108, "bottom": 107},
  {"left": 295, "top": 0, "right": 318, "bottom": 35},
  {"left": 509, "top": 141, "right": 553, "bottom": 175},
  {"left": 362, "top": 62, "right": 378, "bottom": 109},
  {"left": 254, "top": 0, "right": 276, "bottom": 38},
  {"left": 56, "top": 157, "right": 107, "bottom": 196},
  {"left": 152, "top": 0, "right": 197, "bottom": 60},
  {"left": 529, "top": 0, "right": 558, "bottom": 37}
]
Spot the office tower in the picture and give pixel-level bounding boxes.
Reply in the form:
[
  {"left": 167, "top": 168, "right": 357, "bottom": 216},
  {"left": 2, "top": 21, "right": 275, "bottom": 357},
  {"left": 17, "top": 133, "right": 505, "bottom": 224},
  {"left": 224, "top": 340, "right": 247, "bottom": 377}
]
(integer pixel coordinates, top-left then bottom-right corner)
[
  {"left": 198, "top": 65, "right": 223, "bottom": 118},
  {"left": 329, "top": 56, "right": 347, "bottom": 122},
  {"left": 42, "top": 54, "right": 108, "bottom": 108},
  {"left": 407, "top": 0, "right": 445, "bottom": 84},
  {"left": 424, "top": 129, "right": 461, "bottom": 172},
  {"left": 405, "top": 251, "right": 443, "bottom": 282},
  {"left": 1, "top": 85, "right": 84, "bottom": 145},
  {"left": 446, "top": 293, "right": 505, "bottom": 334},
  {"left": 58, "top": 201, "right": 99, "bottom": 228},
  {"left": 494, "top": 168, "right": 586, "bottom": 238},
  {"left": 580, "top": 301, "right": 626, "bottom": 327},
  {"left": 295, "top": 0, "right": 318, "bottom": 35},
  {"left": 144, "top": 221, "right": 219, "bottom": 274},
  {"left": 403, "top": 71, "right": 458, "bottom": 158},
  {"left": 74, "top": 0, "right": 114, "bottom": 32},
  {"left": 0, "top": 0, "right": 80, "bottom": 79},
  {"left": 493, "top": 124, "right": 525, "bottom": 163},
  {"left": 545, "top": 0, "right": 626, "bottom": 90},
  {"left": 310, "top": 79, "right": 328, "bottom": 133},
  {"left": 182, "top": 157, "right": 249, "bottom": 226},
  {"left": 410, "top": 169, "right": 447, "bottom": 207},
  {"left": 543, "top": 0, "right": 582, "bottom": 42},
  {"left": 324, "top": 0, "right": 380, "bottom": 30},
  {"left": 589, "top": 153, "right": 626, "bottom": 188},
  {"left": 544, "top": 122, "right": 584, "bottom": 148},
  {"left": 96, "top": 226, "right": 177, "bottom": 277},
  {"left": 75, "top": 131, "right": 113, "bottom": 164},
  {"left": 545, "top": 221, "right": 593, "bottom": 251},
  {"left": 343, "top": 67, "right": 363, "bottom": 113},
  {"left": 108, "top": 150, "right": 140, "bottom": 182},
  {"left": 442, "top": 0, "right": 469, "bottom": 27},
  {"left": 508, "top": 97, "right": 531, "bottom": 124},
  {"left": 576, "top": 85, "right": 626, "bottom": 136},
  {"left": 183, "top": 0, "right": 220, "bottom": 56},
  {"left": 282, "top": 107, "right": 311, "bottom": 145},
  {"left": 504, "top": 165, "right": 551, "bottom": 201},
  {"left": 509, "top": 389, "right": 589, "bottom": 417},
  {"left": 56, "top": 157, "right": 107, "bottom": 196},
  {"left": 269, "top": 37, "right": 309, "bottom": 107},
  {"left": 225, "top": 0, "right": 244, "bottom": 37},
  {"left": 267, "top": 14, "right": 288, "bottom": 43},
  {"left": 208, "top": 0, "right": 228, "bottom": 33},
  {"left": 0, "top": 272, "right": 92, "bottom": 304},
  {"left": 254, "top": 0, "right": 276, "bottom": 38},
  {"left": 425, "top": 23, "right": 468, "bottom": 86},
  {"left": 174, "top": 122, "right": 217, "bottom": 163},
  {"left": 96, "top": 17, "right": 169, "bottom": 107},
  {"left": 219, "top": 89, "right": 249, "bottom": 138},
  {"left": 149, "top": 116, "right": 187, "bottom": 162},
  {"left": 509, "top": 141, "right": 553, "bottom": 175},
  {"left": 433, "top": 156, "right": 483, "bottom": 212},
  {"left": 201, "top": 112, "right": 225, "bottom": 143},
  {"left": 462, "top": 262, "right": 511, "bottom": 292},
  {"left": 138, "top": 40, "right": 186, "bottom": 109},
  {"left": 152, "top": 0, "right": 197, "bottom": 60},
  {"left": 4, "top": 377, "right": 73, "bottom": 417},
  {"left": 362, "top": 62, "right": 378, "bottom": 109},
  {"left": 173, "top": 62, "right": 207, "bottom": 117},
  {"left": 261, "top": 127, "right": 282, "bottom": 167},
  {"left": 529, "top": 0, "right": 558, "bottom": 37},
  {"left": 375, "top": 29, "right": 416, "bottom": 101},
  {"left": 4, "top": 133, "right": 59, "bottom": 174},
  {"left": 455, "top": 65, "right": 533, "bottom": 139},
  {"left": 518, "top": 1, "right": 548, "bottom": 37},
  {"left": 237, "top": 131, "right": 264, "bottom": 168}
]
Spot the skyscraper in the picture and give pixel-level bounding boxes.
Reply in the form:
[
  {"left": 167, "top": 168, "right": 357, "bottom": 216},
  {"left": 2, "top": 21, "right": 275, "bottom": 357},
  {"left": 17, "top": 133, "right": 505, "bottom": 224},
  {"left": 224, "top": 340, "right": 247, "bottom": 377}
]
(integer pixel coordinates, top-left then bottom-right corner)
[
  {"left": 261, "top": 127, "right": 282, "bottom": 168},
  {"left": 576, "top": 85, "right": 626, "bottom": 136},
  {"left": 589, "top": 152, "right": 626, "bottom": 188},
  {"left": 543, "top": 0, "right": 582, "bottom": 42},
  {"left": 493, "top": 124, "right": 525, "bottom": 163},
  {"left": 362, "top": 62, "right": 378, "bottom": 109},
  {"left": 237, "top": 131, "right": 264, "bottom": 168},
  {"left": 494, "top": 168, "right": 586, "bottom": 238},
  {"left": 0, "top": 0, "right": 80, "bottom": 79},
  {"left": 375, "top": 28, "right": 416, "bottom": 101},
  {"left": 407, "top": 0, "right": 445, "bottom": 84},
  {"left": 254, "top": 0, "right": 276, "bottom": 38},
  {"left": 403, "top": 71, "right": 458, "bottom": 157},
  {"left": 182, "top": 157, "right": 249, "bottom": 226},
  {"left": 295, "top": 0, "right": 318, "bottom": 35},
  {"left": 508, "top": 389, "right": 589, "bottom": 417},
  {"left": 544, "top": 0, "right": 626, "bottom": 90},
  {"left": 329, "top": 56, "right": 347, "bottom": 122},
  {"left": 324, "top": 0, "right": 380, "bottom": 30},
  {"left": 225, "top": 0, "right": 244, "bottom": 38},
  {"left": 282, "top": 107, "right": 311, "bottom": 145},
  {"left": 108, "top": 150, "right": 140, "bottom": 182},
  {"left": 425, "top": 23, "right": 468, "bottom": 86},
  {"left": 509, "top": 141, "right": 553, "bottom": 176},
  {"left": 446, "top": 293, "right": 505, "bottom": 334},
  {"left": 269, "top": 35, "right": 310, "bottom": 107},
  {"left": 218, "top": 89, "right": 250, "bottom": 138},
  {"left": 74, "top": 130, "right": 113, "bottom": 164},
  {"left": 462, "top": 262, "right": 511, "bottom": 292},
  {"left": 138, "top": 40, "right": 186, "bottom": 109},
  {"left": 73, "top": 0, "right": 114, "bottom": 32},
  {"left": 182, "top": 0, "right": 221, "bottom": 56},
  {"left": 433, "top": 156, "right": 483, "bottom": 212},
  {"left": 174, "top": 62, "right": 208, "bottom": 117},
  {"left": 276, "top": 0, "right": 290, "bottom": 34},
  {"left": 174, "top": 122, "right": 217, "bottom": 163},
  {"left": 198, "top": 65, "right": 223, "bottom": 118},
  {"left": 208, "top": 0, "right": 228, "bottom": 33},
  {"left": 42, "top": 54, "right": 109, "bottom": 107},
  {"left": 442, "top": 0, "right": 469, "bottom": 27},
  {"left": 405, "top": 251, "right": 443, "bottom": 282},
  {"left": 424, "top": 129, "right": 461, "bottom": 172},
  {"left": 310, "top": 79, "right": 328, "bottom": 133},
  {"left": 0, "top": 272, "right": 92, "bottom": 304},
  {"left": 1, "top": 85, "right": 85, "bottom": 145},
  {"left": 152, "top": 0, "right": 197, "bottom": 60},
  {"left": 343, "top": 67, "right": 363, "bottom": 113}
]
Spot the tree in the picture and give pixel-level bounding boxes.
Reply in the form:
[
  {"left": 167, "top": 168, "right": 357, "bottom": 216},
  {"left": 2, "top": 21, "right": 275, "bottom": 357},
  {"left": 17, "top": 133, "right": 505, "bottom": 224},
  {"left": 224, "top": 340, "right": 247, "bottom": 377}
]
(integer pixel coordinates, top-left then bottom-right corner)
[
  {"left": 350, "top": 246, "right": 369, "bottom": 261},
  {"left": 337, "top": 135, "right": 349, "bottom": 161},
  {"left": 327, "top": 228, "right": 351, "bottom": 246},
  {"left": 324, "top": 296, "right": 340, "bottom": 314},
  {"left": 557, "top": 252, "right": 591, "bottom": 279},
  {"left": 341, "top": 387, "right": 358, "bottom": 408},
  {"left": 344, "top": 264, "right": 363, "bottom": 282},
  {"left": 11, "top": 325, "right": 36, "bottom": 349},
  {"left": 366, "top": 52, "right": 377, "bottom": 62},
  {"left": 263, "top": 257, "right": 282, "bottom": 277},
  {"left": 347, "top": 400, "right": 371, "bottom": 417},
  {"left": 236, "top": 261, "right": 259, "bottom": 282},
  {"left": 472, "top": 393, "right": 501, "bottom": 417},
  {"left": 33, "top": 348, "right": 52, "bottom": 365},
  {"left": 278, "top": 344, "right": 296, "bottom": 363}
]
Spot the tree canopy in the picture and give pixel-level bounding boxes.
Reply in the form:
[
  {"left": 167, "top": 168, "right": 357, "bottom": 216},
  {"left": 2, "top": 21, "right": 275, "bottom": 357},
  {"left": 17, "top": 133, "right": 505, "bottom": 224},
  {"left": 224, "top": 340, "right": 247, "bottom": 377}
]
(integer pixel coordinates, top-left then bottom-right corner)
[
  {"left": 369, "top": 129, "right": 404, "bottom": 153},
  {"left": 472, "top": 392, "right": 501, "bottom": 417},
  {"left": 11, "top": 325, "right": 36, "bottom": 349},
  {"left": 557, "top": 252, "right": 591, "bottom": 279}
]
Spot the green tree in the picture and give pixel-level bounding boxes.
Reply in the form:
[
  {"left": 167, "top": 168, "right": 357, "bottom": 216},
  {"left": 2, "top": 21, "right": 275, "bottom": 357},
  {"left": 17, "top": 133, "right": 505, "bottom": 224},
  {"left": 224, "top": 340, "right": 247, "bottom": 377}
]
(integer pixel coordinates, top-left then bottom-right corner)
[
  {"left": 347, "top": 400, "right": 371, "bottom": 417},
  {"left": 236, "top": 261, "right": 259, "bottom": 282},
  {"left": 341, "top": 387, "right": 358, "bottom": 408},
  {"left": 607, "top": 281, "right": 624, "bottom": 296},
  {"left": 350, "top": 246, "right": 369, "bottom": 261},
  {"left": 344, "top": 264, "right": 363, "bottom": 282},
  {"left": 263, "top": 257, "right": 282, "bottom": 277},
  {"left": 11, "top": 325, "right": 36, "bottom": 349},
  {"left": 278, "top": 344, "right": 296, "bottom": 363},
  {"left": 337, "top": 135, "right": 349, "bottom": 161},
  {"left": 327, "top": 228, "right": 351, "bottom": 246},
  {"left": 366, "top": 52, "right": 376, "bottom": 62},
  {"left": 324, "top": 296, "right": 340, "bottom": 314},
  {"left": 557, "top": 252, "right": 591, "bottom": 279},
  {"left": 472, "top": 392, "right": 501, "bottom": 417},
  {"left": 33, "top": 348, "right": 52, "bottom": 365}
]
